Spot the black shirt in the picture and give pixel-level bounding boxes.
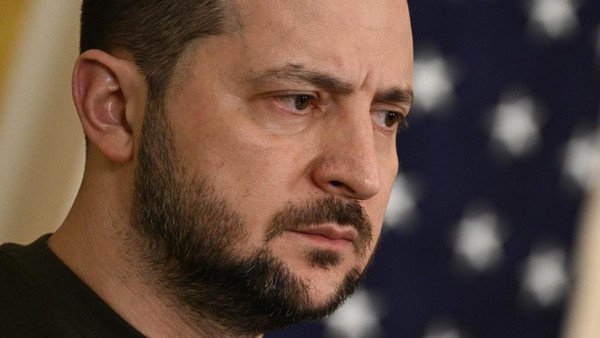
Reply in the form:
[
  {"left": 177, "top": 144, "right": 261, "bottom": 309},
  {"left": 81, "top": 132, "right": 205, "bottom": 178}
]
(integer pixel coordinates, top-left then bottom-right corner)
[{"left": 0, "top": 235, "right": 144, "bottom": 338}]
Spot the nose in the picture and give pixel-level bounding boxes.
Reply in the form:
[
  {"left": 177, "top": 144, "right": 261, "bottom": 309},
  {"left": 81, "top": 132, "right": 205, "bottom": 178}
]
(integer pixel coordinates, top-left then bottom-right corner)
[{"left": 311, "top": 113, "right": 382, "bottom": 201}]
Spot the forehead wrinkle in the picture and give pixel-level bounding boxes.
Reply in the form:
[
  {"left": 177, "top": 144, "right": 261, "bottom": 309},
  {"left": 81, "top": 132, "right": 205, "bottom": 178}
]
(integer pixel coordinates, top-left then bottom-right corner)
[{"left": 246, "top": 63, "right": 355, "bottom": 95}]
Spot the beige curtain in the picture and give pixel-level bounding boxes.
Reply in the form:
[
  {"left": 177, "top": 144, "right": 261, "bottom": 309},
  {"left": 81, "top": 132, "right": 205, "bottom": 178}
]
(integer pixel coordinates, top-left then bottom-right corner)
[
  {"left": 563, "top": 177, "right": 600, "bottom": 338},
  {"left": 0, "top": 1, "right": 84, "bottom": 245}
]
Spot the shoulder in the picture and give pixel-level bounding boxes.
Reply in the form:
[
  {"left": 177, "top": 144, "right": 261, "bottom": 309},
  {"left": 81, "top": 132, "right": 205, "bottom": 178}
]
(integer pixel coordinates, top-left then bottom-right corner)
[
  {"left": 0, "top": 236, "right": 145, "bottom": 337},
  {"left": 0, "top": 240, "right": 79, "bottom": 337}
]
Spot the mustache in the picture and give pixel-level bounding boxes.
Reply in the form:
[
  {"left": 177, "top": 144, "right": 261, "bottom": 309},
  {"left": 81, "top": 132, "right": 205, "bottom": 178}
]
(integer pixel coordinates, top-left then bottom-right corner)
[{"left": 265, "top": 196, "right": 373, "bottom": 257}]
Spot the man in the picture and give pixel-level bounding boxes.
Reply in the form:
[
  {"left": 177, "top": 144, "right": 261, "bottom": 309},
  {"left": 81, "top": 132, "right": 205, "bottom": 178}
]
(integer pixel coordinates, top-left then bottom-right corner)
[{"left": 0, "top": 0, "right": 413, "bottom": 336}]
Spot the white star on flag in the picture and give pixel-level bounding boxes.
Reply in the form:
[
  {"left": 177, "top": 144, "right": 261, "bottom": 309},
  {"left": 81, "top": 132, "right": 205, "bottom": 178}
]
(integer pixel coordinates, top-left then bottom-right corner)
[
  {"left": 520, "top": 244, "right": 569, "bottom": 308},
  {"left": 526, "top": 0, "right": 580, "bottom": 41},
  {"left": 453, "top": 204, "right": 504, "bottom": 273},
  {"left": 413, "top": 46, "right": 458, "bottom": 116},
  {"left": 384, "top": 173, "right": 422, "bottom": 233},
  {"left": 325, "top": 289, "right": 384, "bottom": 338},
  {"left": 488, "top": 88, "right": 543, "bottom": 161},
  {"left": 423, "top": 319, "right": 465, "bottom": 338},
  {"left": 561, "top": 128, "right": 600, "bottom": 192}
]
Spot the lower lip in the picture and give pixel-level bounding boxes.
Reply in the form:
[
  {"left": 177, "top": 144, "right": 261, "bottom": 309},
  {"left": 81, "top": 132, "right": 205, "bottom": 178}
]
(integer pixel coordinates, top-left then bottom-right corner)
[{"left": 290, "top": 231, "right": 352, "bottom": 250}]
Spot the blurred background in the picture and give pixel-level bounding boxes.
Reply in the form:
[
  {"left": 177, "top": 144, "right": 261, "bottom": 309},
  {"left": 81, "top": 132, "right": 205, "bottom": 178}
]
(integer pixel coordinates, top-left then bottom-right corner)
[
  {"left": 1, "top": 1, "right": 599, "bottom": 337},
  {"left": 0, "top": 1, "right": 83, "bottom": 244}
]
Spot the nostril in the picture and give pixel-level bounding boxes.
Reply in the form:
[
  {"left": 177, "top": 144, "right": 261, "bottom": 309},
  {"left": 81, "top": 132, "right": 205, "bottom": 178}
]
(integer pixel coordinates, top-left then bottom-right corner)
[{"left": 329, "top": 180, "right": 356, "bottom": 195}]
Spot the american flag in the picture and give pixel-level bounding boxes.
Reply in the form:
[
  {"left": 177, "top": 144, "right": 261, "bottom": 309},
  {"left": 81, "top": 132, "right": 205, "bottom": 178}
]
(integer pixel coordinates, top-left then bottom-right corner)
[{"left": 269, "top": 0, "right": 600, "bottom": 337}]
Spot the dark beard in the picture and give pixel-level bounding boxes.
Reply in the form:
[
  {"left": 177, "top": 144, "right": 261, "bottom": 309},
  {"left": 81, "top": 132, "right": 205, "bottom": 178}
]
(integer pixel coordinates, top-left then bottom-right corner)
[{"left": 129, "top": 103, "right": 374, "bottom": 335}]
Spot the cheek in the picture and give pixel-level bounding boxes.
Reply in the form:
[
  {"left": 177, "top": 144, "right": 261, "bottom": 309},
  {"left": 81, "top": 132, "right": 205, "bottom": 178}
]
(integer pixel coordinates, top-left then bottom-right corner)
[
  {"left": 180, "top": 123, "right": 306, "bottom": 220},
  {"left": 169, "top": 90, "right": 321, "bottom": 237}
]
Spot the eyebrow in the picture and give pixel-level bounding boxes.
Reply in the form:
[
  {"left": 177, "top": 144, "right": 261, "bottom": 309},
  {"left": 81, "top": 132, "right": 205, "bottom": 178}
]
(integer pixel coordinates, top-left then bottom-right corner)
[
  {"left": 246, "top": 63, "right": 413, "bottom": 106},
  {"left": 247, "top": 63, "right": 354, "bottom": 94},
  {"left": 375, "top": 87, "right": 414, "bottom": 106}
]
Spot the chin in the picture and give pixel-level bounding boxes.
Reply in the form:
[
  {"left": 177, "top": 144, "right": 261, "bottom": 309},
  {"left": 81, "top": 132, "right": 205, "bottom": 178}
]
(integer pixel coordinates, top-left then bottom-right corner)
[{"left": 283, "top": 251, "right": 366, "bottom": 307}]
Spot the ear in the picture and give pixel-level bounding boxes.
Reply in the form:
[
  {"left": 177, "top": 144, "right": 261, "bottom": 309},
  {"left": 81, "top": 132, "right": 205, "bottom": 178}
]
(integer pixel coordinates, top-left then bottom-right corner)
[{"left": 72, "top": 49, "right": 145, "bottom": 162}]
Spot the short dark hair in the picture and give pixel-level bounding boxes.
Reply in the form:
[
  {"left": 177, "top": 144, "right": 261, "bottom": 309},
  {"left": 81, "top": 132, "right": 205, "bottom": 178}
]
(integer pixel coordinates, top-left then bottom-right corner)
[{"left": 80, "top": 0, "right": 230, "bottom": 103}]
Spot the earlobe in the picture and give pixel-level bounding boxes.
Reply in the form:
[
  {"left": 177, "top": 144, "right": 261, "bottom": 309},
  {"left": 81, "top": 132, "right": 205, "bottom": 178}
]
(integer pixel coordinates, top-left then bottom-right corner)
[{"left": 73, "top": 50, "right": 141, "bottom": 163}]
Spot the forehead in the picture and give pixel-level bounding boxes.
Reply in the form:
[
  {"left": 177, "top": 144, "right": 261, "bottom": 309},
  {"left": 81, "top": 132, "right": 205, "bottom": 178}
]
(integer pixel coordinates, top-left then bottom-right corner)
[
  {"left": 234, "top": 0, "right": 409, "bottom": 29},
  {"left": 228, "top": 0, "right": 413, "bottom": 88},
  {"left": 236, "top": 0, "right": 412, "bottom": 80},
  {"left": 169, "top": 0, "right": 412, "bottom": 99}
]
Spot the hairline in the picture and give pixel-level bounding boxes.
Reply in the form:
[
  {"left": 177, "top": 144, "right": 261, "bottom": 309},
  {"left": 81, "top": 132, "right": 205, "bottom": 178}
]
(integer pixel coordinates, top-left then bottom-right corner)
[{"left": 160, "top": 2, "right": 239, "bottom": 108}]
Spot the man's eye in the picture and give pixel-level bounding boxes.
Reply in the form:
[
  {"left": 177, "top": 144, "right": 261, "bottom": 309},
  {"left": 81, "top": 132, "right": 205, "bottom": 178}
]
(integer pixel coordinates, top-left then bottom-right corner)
[
  {"left": 274, "top": 94, "right": 316, "bottom": 113},
  {"left": 385, "top": 111, "right": 400, "bottom": 127},
  {"left": 293, "top": 95, "right": 312, "bottom": 110},
  {"left": 373, "top": 110, "right": 408, "bottom": 131}
]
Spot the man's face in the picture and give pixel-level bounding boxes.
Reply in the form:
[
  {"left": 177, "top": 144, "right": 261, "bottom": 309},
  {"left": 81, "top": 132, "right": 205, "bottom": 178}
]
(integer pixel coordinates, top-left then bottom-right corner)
[{"left": 132, "top": 0, "right": 412, "bottom": 333}]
